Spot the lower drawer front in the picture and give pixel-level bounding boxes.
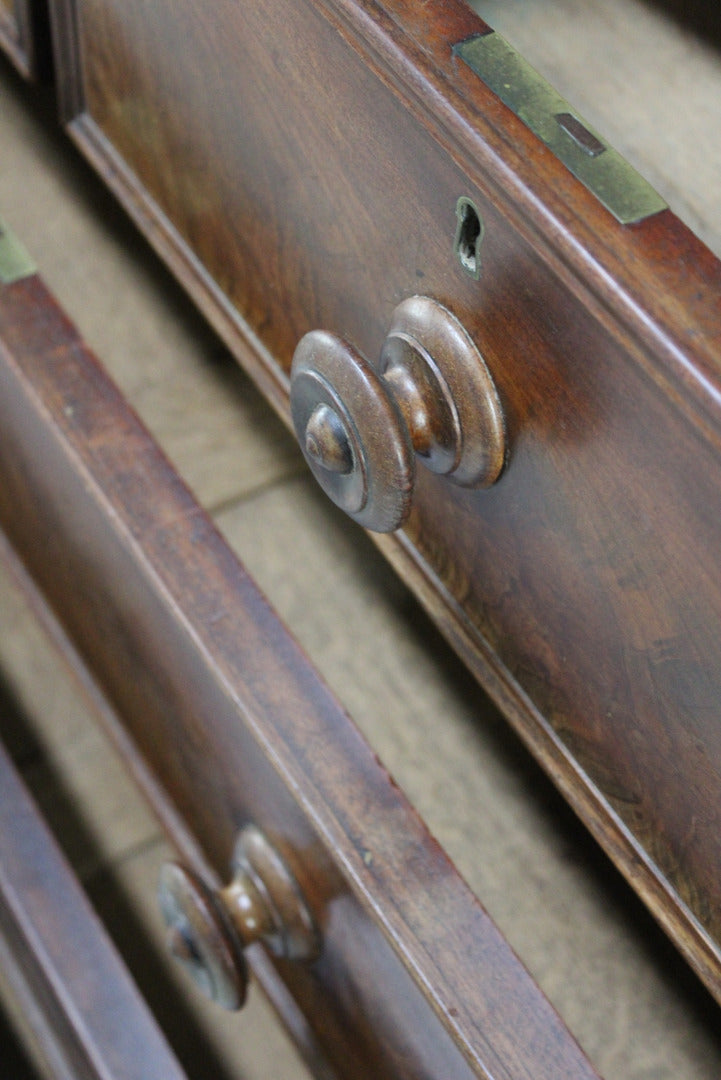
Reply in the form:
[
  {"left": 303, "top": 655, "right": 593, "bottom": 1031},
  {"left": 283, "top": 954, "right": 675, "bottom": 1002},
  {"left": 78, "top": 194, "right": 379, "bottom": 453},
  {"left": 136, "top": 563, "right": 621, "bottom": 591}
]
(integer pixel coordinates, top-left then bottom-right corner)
[
  {"left": 56, "top": 0, "right": 721, "bottom": 997},
  {"left": 0, "top": 271, "right": 605, "bottom": 1080},
  {"left": 0, "top": 736, "right": 188, "bottom": 1080}
]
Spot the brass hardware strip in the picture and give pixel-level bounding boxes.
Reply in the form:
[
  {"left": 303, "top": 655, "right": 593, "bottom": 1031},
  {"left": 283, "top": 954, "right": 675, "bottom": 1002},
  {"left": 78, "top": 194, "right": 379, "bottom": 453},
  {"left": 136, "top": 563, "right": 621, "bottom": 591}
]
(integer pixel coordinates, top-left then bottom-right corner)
[
  {"left": 0, "top": 217, "right": 36, "bottom": 284},
  {"left": 454, "top": 32, "right": 667, "bottom": 225}
]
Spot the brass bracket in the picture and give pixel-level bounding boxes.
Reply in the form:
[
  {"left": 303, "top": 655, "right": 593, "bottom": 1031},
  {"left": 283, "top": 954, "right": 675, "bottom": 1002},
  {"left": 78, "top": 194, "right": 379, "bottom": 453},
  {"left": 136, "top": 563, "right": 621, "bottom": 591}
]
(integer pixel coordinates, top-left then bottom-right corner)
[
  {"left": 0, "top": 217, "right": 36, "bottom": 285},
  {"left": 453, "top": 32, "right": 667, "bottom": 225}
]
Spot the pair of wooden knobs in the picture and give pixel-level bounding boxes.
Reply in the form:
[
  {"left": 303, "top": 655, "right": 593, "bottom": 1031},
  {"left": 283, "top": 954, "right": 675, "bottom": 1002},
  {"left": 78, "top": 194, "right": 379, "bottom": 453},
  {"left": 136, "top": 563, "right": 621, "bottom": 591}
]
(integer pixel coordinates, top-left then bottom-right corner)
[
  {"left": 290, "top": 296, "right": 505, "bottom": 532},
  {"left": 159, "top": 827, "right": 318, "bottom": 1010},
  {"left": 160, "top": 304, "right": 503, "bottom": 1008}
]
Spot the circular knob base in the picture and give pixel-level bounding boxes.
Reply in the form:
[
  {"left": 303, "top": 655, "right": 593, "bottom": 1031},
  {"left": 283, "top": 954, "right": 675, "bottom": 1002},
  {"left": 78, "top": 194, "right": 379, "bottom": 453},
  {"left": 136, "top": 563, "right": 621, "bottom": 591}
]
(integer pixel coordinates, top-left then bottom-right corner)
[
  {"left": 159, "top": 862, "right": 249, "bottom": 1009},
  {"left": 380, "top": 296, "right": 505, "bottom": 488},
  {"left": 290, "top": 297, "right": 505, "bottom": 532},
  {"left": 159, "top": 827, "right": 319, "bottom": 1011},
  {"left": 291, "top": 331, "right": 414, "bottom": 532}
]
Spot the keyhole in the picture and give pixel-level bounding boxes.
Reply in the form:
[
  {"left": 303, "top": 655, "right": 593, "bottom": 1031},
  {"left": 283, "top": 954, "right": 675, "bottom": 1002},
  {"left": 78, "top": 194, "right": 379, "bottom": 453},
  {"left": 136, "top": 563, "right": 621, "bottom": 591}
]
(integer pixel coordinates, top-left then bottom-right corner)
[{"left": 454, "top": 197, "right": 484, "bottom": 279}]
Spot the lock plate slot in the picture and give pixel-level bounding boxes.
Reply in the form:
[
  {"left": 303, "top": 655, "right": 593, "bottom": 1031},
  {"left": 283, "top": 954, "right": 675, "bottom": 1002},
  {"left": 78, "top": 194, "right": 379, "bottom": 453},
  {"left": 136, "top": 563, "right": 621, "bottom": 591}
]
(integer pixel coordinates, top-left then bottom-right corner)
[{"left": 454, "top": 31, "right": 667, "bottom": 225}]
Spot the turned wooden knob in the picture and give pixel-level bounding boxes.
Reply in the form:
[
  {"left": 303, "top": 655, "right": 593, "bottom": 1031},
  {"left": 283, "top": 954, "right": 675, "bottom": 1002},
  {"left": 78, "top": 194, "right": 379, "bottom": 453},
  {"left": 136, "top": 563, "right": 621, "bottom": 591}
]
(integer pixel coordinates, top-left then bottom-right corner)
[
  {"left": 158, "top": 826, "right": 319, "bottom": 1010},
  {"left": 290, "top": 296, "right": 505, "bottom": 532}
]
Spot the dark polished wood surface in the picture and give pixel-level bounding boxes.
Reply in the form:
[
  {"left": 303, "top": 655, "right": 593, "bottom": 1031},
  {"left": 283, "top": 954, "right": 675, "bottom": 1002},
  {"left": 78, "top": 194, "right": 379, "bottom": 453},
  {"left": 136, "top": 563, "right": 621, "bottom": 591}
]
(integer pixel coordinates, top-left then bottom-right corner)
[
  {"left": 0, "top": 270, "right": 603, "bottom": 1079},
  {"left": 46, "top": 0, "right": 721, "bottom": 1003},
  {"left": 0, "top": 0, "right": 50, "bottom": 78},
  {"left": 0, "top": 727, "right": 188, "bottom": 1080},
  {"left": 0, "top": 0, "right": 30, "bottom": 74}
]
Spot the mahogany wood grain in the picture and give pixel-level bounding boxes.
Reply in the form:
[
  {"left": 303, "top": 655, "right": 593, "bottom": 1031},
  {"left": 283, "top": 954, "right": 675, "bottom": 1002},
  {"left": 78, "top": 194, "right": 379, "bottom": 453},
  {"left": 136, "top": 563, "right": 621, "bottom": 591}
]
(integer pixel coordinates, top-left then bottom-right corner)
[
  {"left": 0, "top": 272, "right": 602, "bottom": 1078},
  {"left": 0, "top": 734, "right": 189, "bottom": 1080},
  {"left": 47, "top": 0, "right": 721, "bottom": 1002}
]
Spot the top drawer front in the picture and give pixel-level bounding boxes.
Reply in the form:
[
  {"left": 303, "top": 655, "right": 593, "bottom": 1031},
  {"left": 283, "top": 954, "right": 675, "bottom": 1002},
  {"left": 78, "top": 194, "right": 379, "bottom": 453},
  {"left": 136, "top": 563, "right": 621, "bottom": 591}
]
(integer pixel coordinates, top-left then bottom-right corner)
[{"left": 63, "top": 0, "right": 721, "bottom": 995}]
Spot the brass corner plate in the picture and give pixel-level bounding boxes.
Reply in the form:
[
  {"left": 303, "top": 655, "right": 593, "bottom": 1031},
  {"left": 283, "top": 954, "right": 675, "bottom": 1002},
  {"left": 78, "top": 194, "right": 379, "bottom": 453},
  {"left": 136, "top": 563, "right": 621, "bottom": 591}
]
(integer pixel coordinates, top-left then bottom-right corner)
[
  {"left": 454, "top": 32, "right": 667, "bottom": 225},
  {"left": 0, "top": 217, "right": 36, "bottom": 284}
]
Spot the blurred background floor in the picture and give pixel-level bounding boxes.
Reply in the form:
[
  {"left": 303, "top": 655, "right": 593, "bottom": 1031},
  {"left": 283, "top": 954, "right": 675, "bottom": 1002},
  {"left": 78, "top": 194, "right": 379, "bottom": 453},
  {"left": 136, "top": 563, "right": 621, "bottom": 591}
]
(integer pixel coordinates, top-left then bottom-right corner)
[{"left": 1, "top": 2, "right": 721, "bottom": 1077}]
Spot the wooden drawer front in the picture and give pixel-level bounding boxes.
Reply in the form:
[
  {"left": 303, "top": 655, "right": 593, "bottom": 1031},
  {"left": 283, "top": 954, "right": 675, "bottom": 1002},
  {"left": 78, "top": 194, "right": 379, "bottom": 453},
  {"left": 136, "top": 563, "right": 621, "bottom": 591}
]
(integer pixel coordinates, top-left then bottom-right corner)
[
  {"left": 0, "top": 271, "right": 604, "bottom": 1080},
  {"left": 55, "top": 0, "right": 721, "bottom": 997},
  {"left": 0, "top": 0, "right": 50, "bottom": 77},
  {"left": 0, "top": 736, "right": 188, "bottom": 1080},
  {"left": 0, "top": 0, "right": 31, "bottom": 74}
]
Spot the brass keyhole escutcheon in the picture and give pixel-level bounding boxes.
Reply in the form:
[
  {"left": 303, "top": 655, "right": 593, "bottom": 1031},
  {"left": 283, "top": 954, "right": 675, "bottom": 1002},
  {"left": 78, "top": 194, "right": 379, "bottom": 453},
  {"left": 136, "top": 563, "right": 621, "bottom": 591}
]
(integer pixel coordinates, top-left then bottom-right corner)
[
  {"left": 290, "top": 296, "right": 506, "bottom": 532},
  {"left": 159, "top": 826, "right": 319, "bottom": 1010}
]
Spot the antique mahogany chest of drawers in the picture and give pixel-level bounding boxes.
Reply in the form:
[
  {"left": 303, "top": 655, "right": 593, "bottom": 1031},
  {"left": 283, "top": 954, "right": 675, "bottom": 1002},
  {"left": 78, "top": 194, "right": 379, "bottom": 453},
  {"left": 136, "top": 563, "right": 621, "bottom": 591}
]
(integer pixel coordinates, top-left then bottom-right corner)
[{"left": 1, "top": 0, "right": 721, "bottom": 1077}]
